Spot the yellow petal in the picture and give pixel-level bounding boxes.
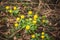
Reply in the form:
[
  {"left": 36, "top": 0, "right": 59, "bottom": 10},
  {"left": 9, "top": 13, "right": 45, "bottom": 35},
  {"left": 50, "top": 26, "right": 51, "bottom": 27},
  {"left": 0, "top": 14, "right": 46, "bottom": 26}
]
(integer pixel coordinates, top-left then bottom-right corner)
[
  {"left": 34, "top": 14, "right": 38, "bottom": 20},
  {"left": 16, "top": 17, "right": 20, "bottom": 21},
  {"left": 14, "top": 23, "right": 19, "bottom": 27},
  {"left": 31, "top": 34, "right": 35, "bottom": 38},
  {"left": 26, "top": 25, "right": 30, "bottom": 30},
  {"left": 13, "top": 6, "right": 17, "bottom": 10},
  {"left": 28, "top": 11, "right": 32, "bottom": 15},
  {"left": 29, "top": 18, "right": 32, "bottom": 20},
  {"left": 33, "top": 20, "right": 37, "bottom": 24},
  {"left": 34, "top": 18, "right": 37, "bottom": 20},
  {"left": 21, "top": 15, "right": 25, "bottom": 19},
  {"left": 5, "top": 6, "right": 10, "bottom": 9},
  {"left": 41, "top": 36, "right": 45, "bottom": 39},
  {"left": 42, "top": 32, "right": 45, "bottom": 35},
  {"left": 9, "top": 10, "right": 13, "bottom": 13},
  {"left": 42, "top": 20, "right": 45, "bottom": 23}
]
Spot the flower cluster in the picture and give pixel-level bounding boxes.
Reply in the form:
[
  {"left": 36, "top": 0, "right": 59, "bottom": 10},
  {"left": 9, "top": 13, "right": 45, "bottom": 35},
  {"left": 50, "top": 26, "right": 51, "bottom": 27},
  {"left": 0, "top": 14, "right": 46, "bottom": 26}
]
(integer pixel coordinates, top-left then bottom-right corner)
[
  {"left": 41, "top": 32, "right": 45, "bottom": 39},
  {"left": 31, "top": 32, "right": 45, "bottom": 40},
  {"left": 5, "top": 6, "right": 51, "bottom": 40},
  {"left": 5, "top": 6, "right": 19, "bottom": 16},
  {"left": 5, "top": 6, "right": 17, "bottom": 10}
]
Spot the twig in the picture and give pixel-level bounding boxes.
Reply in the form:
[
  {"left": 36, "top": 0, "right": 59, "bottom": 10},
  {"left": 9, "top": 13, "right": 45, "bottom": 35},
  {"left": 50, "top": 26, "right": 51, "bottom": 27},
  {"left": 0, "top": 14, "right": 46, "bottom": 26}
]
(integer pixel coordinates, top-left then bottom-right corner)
[
  {"left": 9, "top": 29, "right": 22, "bottom": 38},
  {"left": 0, "top": 36, "right": 8, "bottom": 40}
]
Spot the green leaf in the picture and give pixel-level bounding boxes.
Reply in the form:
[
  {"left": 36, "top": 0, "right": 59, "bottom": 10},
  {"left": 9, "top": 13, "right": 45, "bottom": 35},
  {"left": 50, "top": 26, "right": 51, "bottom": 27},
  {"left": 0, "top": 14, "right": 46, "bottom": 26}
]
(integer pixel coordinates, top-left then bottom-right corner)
[
  {"left": 35, "top": 33, "right": 39, "bottom": 38},
  {"left": 45, "top": 34, "right": 50, "bottom": 40},
  {"left": 13, "top": 10, "right": 19, "bottom": 13},
  {"left": 42, "top": 15, "right": 46, "bottom": 19},
  {"left": 37, "top": 17, "right": 41, "bottom": 22},
  {"left": 31, "top": 26, "right": 35, "bottom": 30},
  {"left": 13, "top": 10, "right": 19, "bottom": 16}
]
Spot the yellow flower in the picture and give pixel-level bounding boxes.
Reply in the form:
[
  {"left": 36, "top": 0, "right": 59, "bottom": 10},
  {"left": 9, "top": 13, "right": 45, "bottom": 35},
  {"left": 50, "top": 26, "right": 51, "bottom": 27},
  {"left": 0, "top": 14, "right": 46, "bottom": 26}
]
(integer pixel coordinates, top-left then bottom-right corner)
[
  {"left": 21, "top": 15, "right": 25, "bottom": 19},
  {"left": 13, "top": 6, "right": 17, "bottom": 10},
  {"left": 31, "top": 34, "right": 35, "bottom": 38},
  {"left": 9, "top": 10, "right": 13, "bottom": 13},
  {"left": 33, "top": 20, "right": 37, "bottom": 24},
  {"left": 29, "top": 18, "right": 32, "bottom": 20},
  {"left": 14, "top": 23, "right": 19, "bottom": 27},
  {"left": 28, "top": 11, "right": 32, "bottom": 15},
  {"left": 41, "top": 35, "right": 45, "bottom": 39},
  {"left": 16, "top": 17, "right": 20, "bottom": 21},
  {"left": 42, "top": 20, "right": 45, "bottom": 23},
  {"left": 34, "top": 18, "right": 37, "bottom": 20},
  {"left": 34, "top": 14, "right": 38, "bottom": 20},
  {"left": 26, "top": 25, "right": 30, "bottom": 30},
  {"left": 42, "top": 32, "right": 45, "bottom": 35},
  {"left": 5, "top": 6, "right": 10, "bottom": 9}
]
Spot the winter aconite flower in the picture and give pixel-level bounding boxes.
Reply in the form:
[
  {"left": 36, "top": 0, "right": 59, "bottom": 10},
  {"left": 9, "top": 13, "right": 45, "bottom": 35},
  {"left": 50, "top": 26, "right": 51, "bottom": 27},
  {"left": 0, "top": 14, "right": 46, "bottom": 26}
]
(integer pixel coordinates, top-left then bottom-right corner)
[
  {"left": 26, "top": 25, "right": 30, "bottom": 30},
  {"left": 9, "top": 10, "right": 13, "bottom": 13},
  {"left": 16, "top": 17, "right": 20, "bottom": 21},
  {"left": 13, "top": 6, "right": 17, "bottom": 10},
  {"left": 28, "top": 11, "right": 32, "bottom": 15},
  {"left": 31, "top": 34, "right": 35, "bottom": 38},
  {"left": 14, "top": 23, "right": 19, "bottom": 27},
  {"left": 33, "top": 20, "right": 37, "bottom": 24},
  {"left": 33, "top": 14, "right": 38, "bottom": 20},
  {"left": 21, "top": 15, "right": 25, "bottom": 19},
  {"left": 5, "top": 6, "right": 10, "bottom": 10},
  {"left": 41, "top": 35, "right": 45, "bottom": 39},
  {"left": 29, "top": 18, "right": 32, "bottom": 20},
  {"left": 42, "top": 20, "right": 46, "bottom": 23},
  {"left": 42, "top": 20, "right": 48, "bottom": 23},
  {"left": 42, "top": 32, "right": 45, "bottom": 35}
]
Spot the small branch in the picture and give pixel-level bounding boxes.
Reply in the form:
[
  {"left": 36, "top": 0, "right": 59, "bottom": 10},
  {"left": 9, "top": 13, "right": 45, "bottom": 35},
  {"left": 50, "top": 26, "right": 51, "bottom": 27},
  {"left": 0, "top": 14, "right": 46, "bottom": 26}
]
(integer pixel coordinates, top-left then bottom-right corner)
[
  {"left": 9, "top": 29, "right": 22, "bottom": 38},
  {"left": 0, "top": 36, "right": 8, "bottom": 40}
]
